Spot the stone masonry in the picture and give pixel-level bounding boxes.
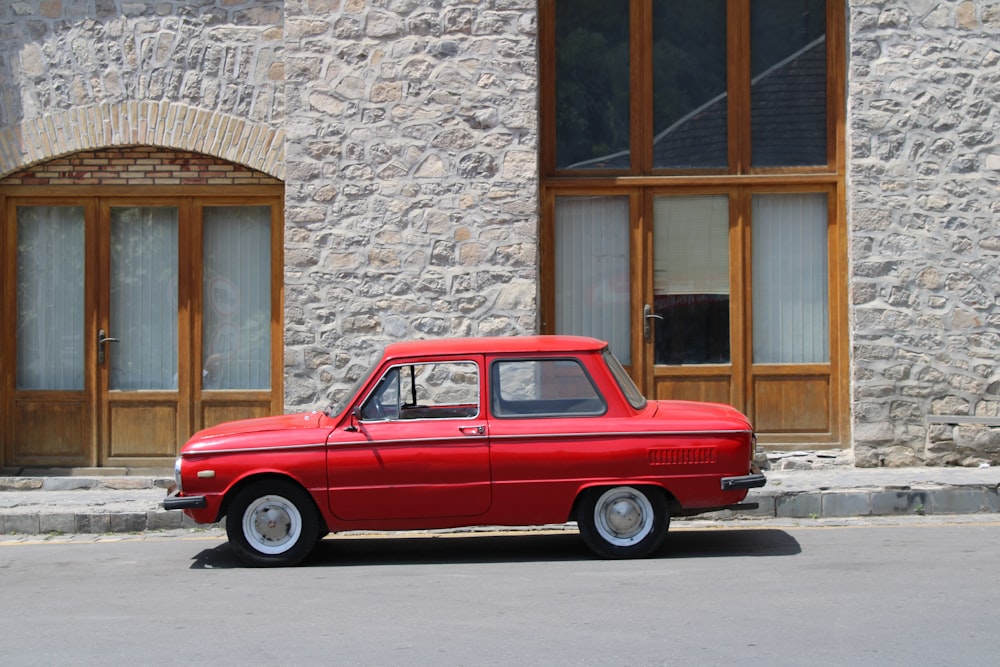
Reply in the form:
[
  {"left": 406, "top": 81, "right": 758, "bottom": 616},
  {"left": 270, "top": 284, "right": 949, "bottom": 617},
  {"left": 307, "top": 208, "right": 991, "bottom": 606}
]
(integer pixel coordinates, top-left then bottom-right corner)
[
  {"left": 848, "top": 0, "right": 1000, "bottom": 466},
  {"left": 279, "top": 0, "right": 539, "bottom": 407}
]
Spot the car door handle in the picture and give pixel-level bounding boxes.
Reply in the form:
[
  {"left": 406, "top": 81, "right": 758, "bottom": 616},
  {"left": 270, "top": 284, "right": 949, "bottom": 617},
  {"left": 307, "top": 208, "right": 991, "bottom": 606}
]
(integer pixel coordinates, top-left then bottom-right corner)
[{"left": 459, "top": 425, "right": 485, "bottom": 436}]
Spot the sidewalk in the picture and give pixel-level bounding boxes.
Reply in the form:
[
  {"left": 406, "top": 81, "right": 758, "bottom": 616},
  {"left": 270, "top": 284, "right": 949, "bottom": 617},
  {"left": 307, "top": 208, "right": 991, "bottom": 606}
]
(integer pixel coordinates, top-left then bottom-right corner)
[{"left": 1, "top": 466, "right": 998, "bottom": 536}]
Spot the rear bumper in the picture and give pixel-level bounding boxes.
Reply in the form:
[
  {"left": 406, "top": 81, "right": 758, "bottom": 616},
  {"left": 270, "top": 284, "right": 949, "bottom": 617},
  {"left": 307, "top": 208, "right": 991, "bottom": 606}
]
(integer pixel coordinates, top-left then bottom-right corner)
[
  {"left": 720, "top": 473, "right": 767, "bottom": 492},
  {"left": 162, "top": 489, "right": 208, "bottom": 510}
]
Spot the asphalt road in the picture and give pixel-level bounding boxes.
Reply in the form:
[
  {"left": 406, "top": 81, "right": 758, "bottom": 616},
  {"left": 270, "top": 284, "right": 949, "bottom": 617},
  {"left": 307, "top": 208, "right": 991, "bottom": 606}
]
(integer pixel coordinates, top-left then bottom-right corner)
[{"left": 1, "top": 519, "right": 998, "bottom": 666}]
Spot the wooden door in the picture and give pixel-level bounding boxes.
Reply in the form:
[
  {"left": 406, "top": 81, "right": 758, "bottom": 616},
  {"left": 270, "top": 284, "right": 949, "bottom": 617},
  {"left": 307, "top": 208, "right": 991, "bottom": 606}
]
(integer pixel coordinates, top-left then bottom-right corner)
[
  {"left": 4, "top": 199, "right": 97, "bottom": 467},
  {"left": 97, "top": 200, "right": 190, "bottom": 466}
]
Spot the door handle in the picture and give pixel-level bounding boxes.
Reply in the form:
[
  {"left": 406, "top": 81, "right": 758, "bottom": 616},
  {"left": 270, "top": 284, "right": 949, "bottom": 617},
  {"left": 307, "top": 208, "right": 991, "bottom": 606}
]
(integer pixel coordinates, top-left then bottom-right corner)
[
  {"left": 459, "top": 425, "right": 485, "bottom": 436},
  {"left": 643, "top": 304, "right": 663, "bottom": 343},
  {"left": 98, "top": 329, "right": 120, "bottom": 364}
]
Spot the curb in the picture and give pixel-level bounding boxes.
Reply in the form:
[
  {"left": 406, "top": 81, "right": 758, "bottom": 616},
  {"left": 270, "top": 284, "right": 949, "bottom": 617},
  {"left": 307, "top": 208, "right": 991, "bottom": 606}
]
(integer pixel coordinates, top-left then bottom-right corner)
[{"left": 1, "top": 474, "right": 998, "bottom": 536}]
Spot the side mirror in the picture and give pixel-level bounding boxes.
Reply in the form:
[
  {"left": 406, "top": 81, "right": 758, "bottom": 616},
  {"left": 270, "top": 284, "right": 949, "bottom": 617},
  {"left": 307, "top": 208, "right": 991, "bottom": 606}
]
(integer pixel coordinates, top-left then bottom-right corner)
[{"left": 345, "top": 406, "right": 361, "bottom": 432}]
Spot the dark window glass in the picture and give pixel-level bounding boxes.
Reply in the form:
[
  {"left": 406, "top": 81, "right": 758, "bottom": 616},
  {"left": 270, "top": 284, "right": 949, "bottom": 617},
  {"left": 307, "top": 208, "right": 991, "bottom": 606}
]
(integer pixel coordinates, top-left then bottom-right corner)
[
  {"left": 751, "top": 0, "right": 827, "bottom": 167},
  {"left": 652, "top": 0, "right": 728, "bottom": 169},
  {"left": 555, "top": 0, "right": 630, "bottom": 169}
]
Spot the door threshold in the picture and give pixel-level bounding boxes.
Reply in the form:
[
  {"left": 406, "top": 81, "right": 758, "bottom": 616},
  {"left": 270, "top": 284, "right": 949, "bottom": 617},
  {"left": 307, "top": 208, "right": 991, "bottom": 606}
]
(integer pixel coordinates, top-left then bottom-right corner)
[{"left": 1, "top": 467, "right": 172, "bottom": 478}]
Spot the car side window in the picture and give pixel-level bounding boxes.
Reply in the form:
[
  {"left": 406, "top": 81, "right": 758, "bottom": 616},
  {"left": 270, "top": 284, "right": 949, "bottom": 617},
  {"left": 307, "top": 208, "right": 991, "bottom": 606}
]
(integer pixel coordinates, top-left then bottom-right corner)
[
  {"left": 360, "top": 361, "right": 479, "bottom": 421},
  {"left": 491, "top": 358, "right": 607, "bottom": 418}
]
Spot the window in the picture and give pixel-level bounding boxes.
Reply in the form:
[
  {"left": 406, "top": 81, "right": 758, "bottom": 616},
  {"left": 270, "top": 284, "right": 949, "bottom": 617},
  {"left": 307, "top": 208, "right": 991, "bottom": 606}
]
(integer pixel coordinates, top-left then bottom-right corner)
[
  {"left": 491, "top": 359, "right": 606, "bottom": 418},
  {"left": 545, "top": 0, "right": 835, "bottom": 174},
  {"left": 361, "top": 362, "right": 480, "bottom": 421}
]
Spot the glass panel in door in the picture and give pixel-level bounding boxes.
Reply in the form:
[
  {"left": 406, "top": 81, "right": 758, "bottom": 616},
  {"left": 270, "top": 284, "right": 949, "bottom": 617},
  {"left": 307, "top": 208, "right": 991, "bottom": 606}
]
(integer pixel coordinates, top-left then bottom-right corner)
[
  {"left": 109, "top": 207, "right": 179, "bottom": 390},
  {"left": 652, "top": 195, "right": 730, "bottom": 364},
  {"left": 553, "top": 195, "right": 631, "bottom": 365},
  {"left": 104, "top": 206, "right": 182, "bottom": 460},
  {"left": 202, "top": 206, "right": 271, "bottom": 390}
]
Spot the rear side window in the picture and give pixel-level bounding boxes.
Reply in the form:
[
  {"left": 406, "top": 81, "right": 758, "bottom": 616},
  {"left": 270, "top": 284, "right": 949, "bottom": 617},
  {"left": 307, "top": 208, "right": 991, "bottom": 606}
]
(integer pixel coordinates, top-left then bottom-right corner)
[{"left": 491, "top": 358, "right": 607, "bottom": 418}]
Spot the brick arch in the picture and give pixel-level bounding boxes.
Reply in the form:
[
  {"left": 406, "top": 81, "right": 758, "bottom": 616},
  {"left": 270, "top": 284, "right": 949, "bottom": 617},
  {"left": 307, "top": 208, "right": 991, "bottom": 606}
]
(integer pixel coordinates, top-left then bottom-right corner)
[{"left": 0, "top": 101, "right": 284, "bottom": 180}]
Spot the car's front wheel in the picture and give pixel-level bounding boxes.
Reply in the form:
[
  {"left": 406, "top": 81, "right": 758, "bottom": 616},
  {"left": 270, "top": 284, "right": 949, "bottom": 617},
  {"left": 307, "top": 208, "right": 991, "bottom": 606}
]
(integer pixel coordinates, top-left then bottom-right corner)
[
  {"left": 578, "top": 485, "right": 669, "bottom": 559},
  {"left": 226, "top": 480, "right": 320, "bottom": 567}
]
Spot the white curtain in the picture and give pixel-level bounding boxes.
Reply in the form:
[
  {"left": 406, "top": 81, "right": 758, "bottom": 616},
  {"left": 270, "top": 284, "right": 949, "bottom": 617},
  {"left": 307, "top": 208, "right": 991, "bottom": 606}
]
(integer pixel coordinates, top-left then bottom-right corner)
[
  {"left": 110, "top": 207, "right": 179, "bottom": 390},
  {"left": 554, "top": 196, "right": 631, "bottom": 364},
  {"left": 752, "top": 193, "right": 829, "bottom": 363},
  {"left": 202, "top": 206, "right": 271, "bottom": 390},
  {"left": 653, "top": 195, "right": 729, "bottom": 296},
  {"left": 16, "top": 207, "right": 86, "bottom": 391}
]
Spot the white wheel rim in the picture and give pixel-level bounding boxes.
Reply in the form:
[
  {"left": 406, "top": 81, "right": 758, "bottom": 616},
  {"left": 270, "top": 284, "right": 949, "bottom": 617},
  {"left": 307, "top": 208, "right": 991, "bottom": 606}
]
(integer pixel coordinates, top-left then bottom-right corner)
[
  {"left": 242, "top": 494, "right": 302, "bottom": 555},
  {"left": 593, "top": 487, "right": 655, "bottom": 547}
]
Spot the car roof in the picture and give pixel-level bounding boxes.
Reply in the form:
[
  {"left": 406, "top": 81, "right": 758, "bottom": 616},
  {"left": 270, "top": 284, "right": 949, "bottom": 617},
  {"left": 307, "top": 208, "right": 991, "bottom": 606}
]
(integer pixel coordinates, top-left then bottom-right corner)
[{"left": 381, "top": 335, "right": 608, "bottom": 360}]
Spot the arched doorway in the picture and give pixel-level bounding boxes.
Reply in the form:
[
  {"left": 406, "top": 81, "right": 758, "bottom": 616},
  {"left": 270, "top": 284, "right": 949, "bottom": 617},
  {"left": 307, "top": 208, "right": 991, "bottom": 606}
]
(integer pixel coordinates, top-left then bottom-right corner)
[{"left": 1, "top": 147, "right": 284, "bottom": 469}]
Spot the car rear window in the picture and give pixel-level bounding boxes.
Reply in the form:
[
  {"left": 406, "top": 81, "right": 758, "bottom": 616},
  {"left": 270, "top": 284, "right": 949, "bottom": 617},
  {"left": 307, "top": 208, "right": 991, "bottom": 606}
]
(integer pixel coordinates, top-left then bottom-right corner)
[{"left": 491, "top": 358, "right": 607, "bottom": 418}]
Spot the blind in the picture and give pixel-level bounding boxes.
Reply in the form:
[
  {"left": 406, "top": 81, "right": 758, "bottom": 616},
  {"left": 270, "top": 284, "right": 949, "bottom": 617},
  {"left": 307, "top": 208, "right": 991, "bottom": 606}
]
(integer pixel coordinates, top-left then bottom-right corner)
[
  {"left": 752, "top": 193, "right": 829, "bottom": 363},
  {"left": 554, "top": 196, "right": 631, "bottom": 364},
  {"left": 653, "top": 195, "right": 729, "bottom": 295}
]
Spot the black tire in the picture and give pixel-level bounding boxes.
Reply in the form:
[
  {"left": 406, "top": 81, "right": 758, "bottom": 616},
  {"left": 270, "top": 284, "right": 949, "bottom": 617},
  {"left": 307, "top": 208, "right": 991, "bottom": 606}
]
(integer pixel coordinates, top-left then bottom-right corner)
[
  {"left": 577, "top": 485, "right": 670, "bottom": 559},
  {"left": 225, "top": 480, "right": 320, "bottom": 567}
]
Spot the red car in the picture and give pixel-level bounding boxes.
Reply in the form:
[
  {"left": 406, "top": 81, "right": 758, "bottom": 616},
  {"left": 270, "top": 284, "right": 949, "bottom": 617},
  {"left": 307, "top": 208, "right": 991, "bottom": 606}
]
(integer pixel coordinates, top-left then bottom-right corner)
[{"left": 164, "top": 336, "right": 764, "bottom": 566}]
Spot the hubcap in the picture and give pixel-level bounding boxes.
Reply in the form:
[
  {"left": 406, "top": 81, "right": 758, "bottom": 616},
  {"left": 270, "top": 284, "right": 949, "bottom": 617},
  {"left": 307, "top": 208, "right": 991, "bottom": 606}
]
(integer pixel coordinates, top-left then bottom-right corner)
[
  {"left": 594, "top": 487, "right": 655, "bottom": 546},
  {"left": 243, "top": 494, "right": 302, "bottom": 555}
]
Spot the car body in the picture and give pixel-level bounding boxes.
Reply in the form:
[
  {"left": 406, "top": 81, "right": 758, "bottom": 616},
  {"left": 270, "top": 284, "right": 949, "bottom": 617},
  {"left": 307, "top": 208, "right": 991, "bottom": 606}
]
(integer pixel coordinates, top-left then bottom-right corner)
[{"left": 164, "top": 335, "right": 765, "bottom": 566}]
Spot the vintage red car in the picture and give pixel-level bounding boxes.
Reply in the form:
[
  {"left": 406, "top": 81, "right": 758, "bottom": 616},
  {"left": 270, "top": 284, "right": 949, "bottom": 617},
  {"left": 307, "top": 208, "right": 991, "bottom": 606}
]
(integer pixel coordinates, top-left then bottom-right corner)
[{"left": 164, "top": 336, "right": 764, "bottom": 566}]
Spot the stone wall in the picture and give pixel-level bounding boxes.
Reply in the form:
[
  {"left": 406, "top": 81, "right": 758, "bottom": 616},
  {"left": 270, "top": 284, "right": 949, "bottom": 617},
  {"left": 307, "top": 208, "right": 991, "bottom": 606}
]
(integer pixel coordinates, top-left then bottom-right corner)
[
  {"left": 0, "top": 1, "right": 284, "bottom": 176},
  {"left": 848, "top": 0, "right": 1000, "bottom": 466},
  {"left": 280, "top": 1, "right": 540, "bottom": 408}
]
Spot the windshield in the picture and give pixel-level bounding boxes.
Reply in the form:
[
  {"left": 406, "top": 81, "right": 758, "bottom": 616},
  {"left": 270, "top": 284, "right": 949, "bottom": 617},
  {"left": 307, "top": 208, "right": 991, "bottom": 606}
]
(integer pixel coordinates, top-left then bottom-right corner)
[
  {"left": 602, "top": 348, "right": 647, "bottom": 410},
  {"left": 323, "top": 356, "right": 380, "bottom": 419}
]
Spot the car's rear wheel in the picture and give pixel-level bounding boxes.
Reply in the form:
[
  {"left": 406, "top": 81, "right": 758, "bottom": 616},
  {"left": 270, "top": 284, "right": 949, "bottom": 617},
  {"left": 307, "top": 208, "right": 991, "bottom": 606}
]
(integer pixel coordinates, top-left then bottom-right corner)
[
  {"left": 226, "top": 480, "right": 319, "bottom": 567},
  {"left": 578, "top": 485, "right": 669, "bottom": 559}
]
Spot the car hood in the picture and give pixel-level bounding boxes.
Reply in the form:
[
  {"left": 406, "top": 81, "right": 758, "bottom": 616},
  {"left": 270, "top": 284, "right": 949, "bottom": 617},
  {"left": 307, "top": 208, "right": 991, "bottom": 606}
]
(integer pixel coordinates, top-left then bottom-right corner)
[
  {"left": 180, "top": 412, "right": 330, "bottom": 454},
  {"left": 651, "top": 400, "right": 753, "bottom": 432}
]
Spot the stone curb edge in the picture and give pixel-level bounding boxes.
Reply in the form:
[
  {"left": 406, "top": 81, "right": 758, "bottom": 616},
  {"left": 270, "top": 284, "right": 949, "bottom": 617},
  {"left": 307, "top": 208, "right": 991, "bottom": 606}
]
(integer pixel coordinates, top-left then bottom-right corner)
[{"left": 1, "top": 484, "right": 998, "bottom": 536}]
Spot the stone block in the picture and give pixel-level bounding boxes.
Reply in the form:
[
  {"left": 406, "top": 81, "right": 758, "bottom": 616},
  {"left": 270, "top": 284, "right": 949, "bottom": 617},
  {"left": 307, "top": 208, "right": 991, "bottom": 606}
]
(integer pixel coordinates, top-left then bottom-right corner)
[
  {"left": 775, "top": 492, "right": 822, "bottom": 518},
  {"left": 871, "top": 489, "right": 932, "bottom": 515},
  {"left": 110, "top": 513, "right": 147, "bottom": 533},
  {"left": 41, "top": 478, "right": 98, "bottom": 491},
  {"left": 4, "top": 514, "right": 40, "bottom": 534},
  {"left": 147, "top": 511, "right": 184, "bottom": 531},
  {"left": 39, "top": 513, "right": 76, "bottom": 534},
  {"left": 0, "top": 478, "right": 44, "bottom": 491},
  {"left": 930, "top": 488, "right": 991, "bottom": 514},
  {"left": 822, "top": 491, "right": 872, "bottom": 517},
  {"left": 74, "top": 514, "right": 111, "bottom": 534}
]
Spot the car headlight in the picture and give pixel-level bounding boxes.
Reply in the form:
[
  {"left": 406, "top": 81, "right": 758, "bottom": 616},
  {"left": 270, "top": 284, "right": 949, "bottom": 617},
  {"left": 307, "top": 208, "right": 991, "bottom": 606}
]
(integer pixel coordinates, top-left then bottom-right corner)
[{"left": 173, "top": 456, "right": 183, "bottom": 492}]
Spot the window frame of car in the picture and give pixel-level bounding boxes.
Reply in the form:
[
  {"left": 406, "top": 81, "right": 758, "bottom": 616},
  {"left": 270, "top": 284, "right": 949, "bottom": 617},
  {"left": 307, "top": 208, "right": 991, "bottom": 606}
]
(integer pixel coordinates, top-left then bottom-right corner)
[
  {"left": 357, "top": 359, "right": 482, "bottom": 423},
  {"left": 488, "top": 356, "right": 609, "bottom": 419}
]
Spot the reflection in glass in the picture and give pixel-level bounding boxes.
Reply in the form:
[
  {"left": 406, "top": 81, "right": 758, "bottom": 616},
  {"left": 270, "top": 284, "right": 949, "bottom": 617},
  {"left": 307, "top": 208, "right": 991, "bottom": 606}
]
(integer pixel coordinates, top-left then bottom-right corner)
[
  {"left": 652, "top": 0, "right": 728, "bottom": 169},
  {"left": 203, "top": 206, "right": 271, "bottom": 390},
  {"left": 555, "top": 0, "right": 630, "bottom": 169},
  {"left": 751, "top": 0, "right": 827, "bottom": 167}
]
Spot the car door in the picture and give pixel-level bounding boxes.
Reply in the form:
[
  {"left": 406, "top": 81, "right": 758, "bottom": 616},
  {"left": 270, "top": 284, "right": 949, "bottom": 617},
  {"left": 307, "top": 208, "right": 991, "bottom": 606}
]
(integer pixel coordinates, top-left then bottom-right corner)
[{"left": 326, "top": 357, "right": 491, "bottom": 522}]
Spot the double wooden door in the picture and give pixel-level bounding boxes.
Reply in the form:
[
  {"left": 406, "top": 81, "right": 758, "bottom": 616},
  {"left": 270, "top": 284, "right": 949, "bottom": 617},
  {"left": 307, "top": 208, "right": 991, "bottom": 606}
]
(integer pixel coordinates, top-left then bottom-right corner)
[{"left": 4, "top": 194, "right": 282, "bottom": 468}]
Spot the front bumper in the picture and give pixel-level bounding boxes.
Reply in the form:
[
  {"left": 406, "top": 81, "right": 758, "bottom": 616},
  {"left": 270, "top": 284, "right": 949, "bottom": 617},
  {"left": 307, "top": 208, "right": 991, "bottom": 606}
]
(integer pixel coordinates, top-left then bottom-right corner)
[
  {"left": 720, "top": 473, "right": 767, "bottom": 492},
  {"left": 162, "top": 489, "right": 208, "bottom": 510}
]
